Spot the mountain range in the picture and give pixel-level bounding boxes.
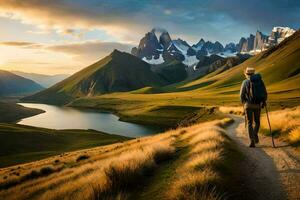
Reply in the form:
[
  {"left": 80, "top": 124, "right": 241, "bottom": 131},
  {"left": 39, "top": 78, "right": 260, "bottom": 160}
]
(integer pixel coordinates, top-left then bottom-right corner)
[
  {"left": 131, "top": 27, "right": 296, "bottom": 66},
  {"left": 11, "top": 71, "right": 69, "bottom": 88},
  {"left": 23, "top": 27, "right": 299, "bottom": 106},
  {"left": 0, "top": 70, "right": 43, "bottom": 96},
  {"left": 23, "top": 50, "right": 169, "bottom": 105}
]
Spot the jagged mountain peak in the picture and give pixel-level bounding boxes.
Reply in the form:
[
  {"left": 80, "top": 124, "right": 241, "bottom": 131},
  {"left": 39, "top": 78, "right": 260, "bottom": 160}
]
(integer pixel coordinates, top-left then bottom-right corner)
[
  {"left": 131, "top": 26, "right": 296, "bottom": 66},
  {"left": 159, "top": 31, "right": 172, "bottom": 48}
]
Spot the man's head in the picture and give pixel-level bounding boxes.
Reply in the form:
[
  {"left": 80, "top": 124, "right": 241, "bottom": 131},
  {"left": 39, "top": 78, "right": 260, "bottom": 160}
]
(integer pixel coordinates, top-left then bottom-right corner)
[{"left": 244, "top": 67, "right": 255, "bottom": 78}]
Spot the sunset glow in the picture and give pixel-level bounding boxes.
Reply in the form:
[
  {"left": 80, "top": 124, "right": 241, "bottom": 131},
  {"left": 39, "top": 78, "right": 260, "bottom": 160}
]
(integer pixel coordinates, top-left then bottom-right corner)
[{"left": 0, "top": 0, "right": 299, "bottom": 75}]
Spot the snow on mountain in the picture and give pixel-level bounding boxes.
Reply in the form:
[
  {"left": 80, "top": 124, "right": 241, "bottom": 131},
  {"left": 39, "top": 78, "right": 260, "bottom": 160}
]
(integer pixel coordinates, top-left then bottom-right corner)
[
  {"left": 218, "top": 51, "right": 237, "bottom": 58},
  {"left": 182, "top": 55, "right": 198, "bottom": 66},
  {"left": 172, "top": 39, "right": 190, "bottom": 54},
  {"left": 131, "top": 26, "right": 296, "bottom": 66},
  {"left": 270, "top": 26, "right": 296, "bottom": 44},
  {"left": 192, "top": 39, "right": 205, "bottom": 51},
  {"left": 142, "top": 54, "right": 164, "bottom": 65}
]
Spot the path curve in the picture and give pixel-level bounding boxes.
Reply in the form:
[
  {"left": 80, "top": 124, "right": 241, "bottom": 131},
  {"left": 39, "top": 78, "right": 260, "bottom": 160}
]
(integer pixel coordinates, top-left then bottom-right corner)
[{"left": 226, "top": 115, "right": 300, "bottom": 200}]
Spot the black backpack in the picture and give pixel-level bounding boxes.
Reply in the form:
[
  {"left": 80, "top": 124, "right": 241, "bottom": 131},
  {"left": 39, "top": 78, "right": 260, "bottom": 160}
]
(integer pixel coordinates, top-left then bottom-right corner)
[{"left": 248, "top": 74, "right": 267, "bottom": 104}]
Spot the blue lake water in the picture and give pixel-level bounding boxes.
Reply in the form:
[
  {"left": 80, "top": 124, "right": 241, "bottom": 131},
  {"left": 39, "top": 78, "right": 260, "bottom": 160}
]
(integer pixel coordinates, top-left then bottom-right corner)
[{"left": 18, "top": 103, "right": 162, "bottom": 138}]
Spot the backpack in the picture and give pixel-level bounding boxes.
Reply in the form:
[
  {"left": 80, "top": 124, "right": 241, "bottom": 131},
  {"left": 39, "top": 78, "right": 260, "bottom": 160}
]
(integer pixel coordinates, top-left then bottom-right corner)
[{"left": 248, "top": 74, "right": 267, "bottom": 104}]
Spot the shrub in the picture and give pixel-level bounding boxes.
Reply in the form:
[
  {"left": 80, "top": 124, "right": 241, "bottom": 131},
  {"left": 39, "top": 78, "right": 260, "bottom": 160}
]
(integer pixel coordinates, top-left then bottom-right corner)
[
  {"left": 40, "top": 166, "right": 55, "bottom": 176},
  {"left": 76, "top": 154, "right": 90, "bottom": 162}
]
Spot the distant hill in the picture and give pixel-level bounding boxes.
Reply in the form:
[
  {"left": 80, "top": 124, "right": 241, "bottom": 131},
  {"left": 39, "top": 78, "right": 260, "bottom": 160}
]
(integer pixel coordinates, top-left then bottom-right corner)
[
  {"left": 23, "top": 50, "right": 168, "bottom": 105},
  {"left": 0, "top": 70, "right": 43, "bottom": 96},
  {"left": 12, "top": 71, "right": 69, "bottom": 88}
]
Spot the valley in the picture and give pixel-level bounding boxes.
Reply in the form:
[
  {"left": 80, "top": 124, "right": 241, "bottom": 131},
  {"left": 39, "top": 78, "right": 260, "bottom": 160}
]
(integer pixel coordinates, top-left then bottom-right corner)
[{"left": 0, "top": 6, "right": 299, "bottom": 199}]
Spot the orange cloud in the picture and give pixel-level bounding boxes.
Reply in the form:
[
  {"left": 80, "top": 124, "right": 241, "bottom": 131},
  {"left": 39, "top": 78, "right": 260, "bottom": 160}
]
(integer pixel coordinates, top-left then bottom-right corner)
[{"left": 0, "top": 0, "right": 147, "bottom": 43}]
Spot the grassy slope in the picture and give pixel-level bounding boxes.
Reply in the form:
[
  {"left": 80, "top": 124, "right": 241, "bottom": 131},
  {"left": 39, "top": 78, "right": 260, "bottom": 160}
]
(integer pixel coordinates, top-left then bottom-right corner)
[
  {"left": 22, "top": 31, "right": 300, "bottom": 128},
  {"left": 0, "top": 123, "right": 128, "bottom": 167},
  {"left": 23, "top": 50, "right": 167, "bottom": 105},
  {"left": 68, "top": 30, "right": 300, "bottom": 126},
  {"left": 0, "top": 118, "right": 246, "bottom": 200},
  {"left": 0, "top": 101, "right": 44, "bottom": 123},
  {"left": 260, "top": 106, "right": 300, "bottom": 147},
  {"left": 176, "top": 29, "right": 300, "bottom": 100}
]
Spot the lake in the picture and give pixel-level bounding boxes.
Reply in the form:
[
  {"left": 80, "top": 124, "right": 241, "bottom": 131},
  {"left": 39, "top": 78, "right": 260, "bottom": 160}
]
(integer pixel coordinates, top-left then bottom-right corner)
[{"left": 18, "top": 103, "right": 162, "bottom": 138}]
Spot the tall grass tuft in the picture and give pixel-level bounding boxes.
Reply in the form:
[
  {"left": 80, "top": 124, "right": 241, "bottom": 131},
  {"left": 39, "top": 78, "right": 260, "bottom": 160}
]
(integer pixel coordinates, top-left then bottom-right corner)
[
  {"left": 261, "top": 106, "right": 300, "bottom": 144},
  {"left": 90, "top": 142, "right": 175, "bottom": 200},
  {"left": 167, "top": 122, "right": 228, "bottom": 200}
]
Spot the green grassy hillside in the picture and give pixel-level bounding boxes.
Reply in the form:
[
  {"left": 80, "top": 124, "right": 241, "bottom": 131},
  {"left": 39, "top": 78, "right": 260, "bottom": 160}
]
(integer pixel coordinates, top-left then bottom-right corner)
[
  {"left": 0, "top": 101, "right": 44, "bottom": 123},
  {"left": 151, "top": 60, "right": 187, "bottom": 84},
  {"left": 23, "top": 50, "right": 168, "bottom": 105},
  {"left": 68, "top": 30, "right": 300, "bottom": 126},
  {"left": 0, "top": 123, "right": 128, "bottom": 167},
  {"left": 0, "top": 119, "right": 246, "bottom": 200},
  {"left": 175, "top": 29, "right": 300, "bottom": 99},
  {"left": 0, "top": 70, "right": 43, "bottom": 96},
  {"left": 22, "top": 30, "right": 300, "bottom": 127}
]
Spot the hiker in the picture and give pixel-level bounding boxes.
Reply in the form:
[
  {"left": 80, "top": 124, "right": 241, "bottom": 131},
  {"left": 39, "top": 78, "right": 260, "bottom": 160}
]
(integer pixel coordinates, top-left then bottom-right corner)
[{"left": 240, "top": 67, "right": 267, "bottom": 148}]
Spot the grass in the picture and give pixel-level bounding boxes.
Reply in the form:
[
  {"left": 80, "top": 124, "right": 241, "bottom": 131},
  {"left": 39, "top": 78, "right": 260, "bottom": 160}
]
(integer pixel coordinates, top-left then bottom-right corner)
[
  {"left": 166, "top": 122, "right": 241, "bottom": 200},
  {"left": 71, "top": 97, "right": 226, "bottom": 127},
  {"left": 0, "top": 123, "right": 129, "bottom": 167},
  {"left": 65, "top": 30, "right": 300, "bottom": 125},
  {"left": 0, "top": 101, "right": 44, "bottom": 123},
  {"left": 0, "top": 118, "right": 244, "bottom": 200},
  {"left": 21, "top": 31, "right": 300, "bottom": 129},
  {"left": 261, "top": 106, "right": 300, "bottom": 146},
  {"left": 218, "top": 106, "right": 244, "bottom": 115}
]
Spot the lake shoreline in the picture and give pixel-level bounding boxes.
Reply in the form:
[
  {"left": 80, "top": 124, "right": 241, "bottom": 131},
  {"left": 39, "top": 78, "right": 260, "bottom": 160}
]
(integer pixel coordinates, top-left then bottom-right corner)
[{"left": 18, "top": 103, "right": 163, "bottom": 138}]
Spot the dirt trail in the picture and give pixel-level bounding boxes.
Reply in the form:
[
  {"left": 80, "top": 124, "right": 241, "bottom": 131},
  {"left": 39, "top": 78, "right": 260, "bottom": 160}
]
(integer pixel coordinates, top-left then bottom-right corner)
[{"left": 227, "top": 115, "right": 300, "bottom": 200}]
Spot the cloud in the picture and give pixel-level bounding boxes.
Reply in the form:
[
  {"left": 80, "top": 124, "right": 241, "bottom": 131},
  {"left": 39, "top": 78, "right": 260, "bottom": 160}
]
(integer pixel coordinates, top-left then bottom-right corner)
[
  {"left": 210, "top": 0, "right": 300, "bottom": 31},
  {"left": 0, "top": 0, "right": 298, "bottom": 44},
  {"left": 46, "top": 40, "right": 133, "bottom": 61},
  {"left": 0, "top": 41, "right": 43, "bottom": 49},
  {"left": 0, "top": 0, "right": 149, "bottom": 43},
  {"left": 0, "top": 39, "right": 133, "bottom": 62},
  {"left": 0, "top": 41, "right": 36, "bottom": 46}
]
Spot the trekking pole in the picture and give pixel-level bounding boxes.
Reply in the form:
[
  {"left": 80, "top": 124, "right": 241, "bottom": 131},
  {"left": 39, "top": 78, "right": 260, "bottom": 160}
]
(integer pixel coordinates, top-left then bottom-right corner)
[
  {"left": 243, "top": 104, "right": 247, "bottom": 129},
  {"left": 265, "top": 103, "right": 275, "bottom": 148}
]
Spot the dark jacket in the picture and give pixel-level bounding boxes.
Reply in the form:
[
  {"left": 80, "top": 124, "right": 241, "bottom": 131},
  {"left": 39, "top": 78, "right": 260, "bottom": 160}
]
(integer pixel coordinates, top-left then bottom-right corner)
[{"left": 240, "top": 74, "right": 267, "bottom": 105}]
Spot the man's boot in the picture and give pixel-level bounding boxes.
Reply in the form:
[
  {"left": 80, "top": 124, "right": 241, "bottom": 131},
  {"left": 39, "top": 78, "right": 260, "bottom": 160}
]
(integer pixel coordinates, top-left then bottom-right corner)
[{"left": 249, "top": 140, "right": 255, "bottom": 148}]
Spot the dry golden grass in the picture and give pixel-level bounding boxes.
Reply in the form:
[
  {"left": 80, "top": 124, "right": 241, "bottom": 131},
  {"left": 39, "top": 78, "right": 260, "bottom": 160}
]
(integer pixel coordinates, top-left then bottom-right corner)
[
  {"left": 219, "top": 106, "right": 244, "bottom": 115},
  {"left": 0, "top": 127, "right": 177, "bottom": 200},
  {"left": 166, "top": 123, "right": 229, "bottom": 200},
  {"left": 261, "top": 106, "right": 300, "bottom": 144},
  {"left": 0, "top": 118, "right": 235, "bottom": 200},
  {"left": 288, "top": 127, "right": 300, "bottom": 144}
]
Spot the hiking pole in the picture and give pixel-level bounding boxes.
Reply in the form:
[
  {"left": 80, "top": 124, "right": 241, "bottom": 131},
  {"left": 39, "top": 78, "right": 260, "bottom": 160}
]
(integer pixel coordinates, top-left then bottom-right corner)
[
  {"left": 265, "top": 103, "right": 275, "bottom": 148},
  {"left": 243, "top": 104, "right": 247, "bottom": 129}
]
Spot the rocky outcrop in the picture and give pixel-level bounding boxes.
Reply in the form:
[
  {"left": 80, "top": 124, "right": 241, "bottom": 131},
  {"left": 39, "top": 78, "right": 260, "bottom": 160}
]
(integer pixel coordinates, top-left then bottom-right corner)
[
  {"left": 269, "top": 27, "right": 296, "bottom": 45},
  {"left": 253, "top": 31, "right": 268, "bottom": 51},
  {"left": 131, "top": 26, "right": 296, "bottom": 66},
  {"left": 133, "top": 29, "right": 162, "bottom": 59},
  {"left": 224, "top": 43, "right": 237, "bottom": 52},
  {"left": 159, "top": 31, "right": 172, "bottom": 49}
]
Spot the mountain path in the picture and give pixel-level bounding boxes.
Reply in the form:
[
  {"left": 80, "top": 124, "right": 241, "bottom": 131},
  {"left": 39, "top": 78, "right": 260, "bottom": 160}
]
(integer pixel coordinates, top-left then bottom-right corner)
[{"left": 226, "top": 115, "right": 300, "bottom": 200}]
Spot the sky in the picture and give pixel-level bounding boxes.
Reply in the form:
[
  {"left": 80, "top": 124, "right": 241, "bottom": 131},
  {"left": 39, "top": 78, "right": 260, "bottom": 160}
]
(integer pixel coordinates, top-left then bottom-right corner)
[{"left": 0, "top": 0, "right": 299, "bottom": 75}]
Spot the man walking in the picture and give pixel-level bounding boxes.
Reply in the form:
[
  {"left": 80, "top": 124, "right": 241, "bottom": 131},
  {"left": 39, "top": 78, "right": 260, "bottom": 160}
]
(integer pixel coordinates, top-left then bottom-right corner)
[{"left": 240, "top": 67, "right": 267, "bottom": 148}]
